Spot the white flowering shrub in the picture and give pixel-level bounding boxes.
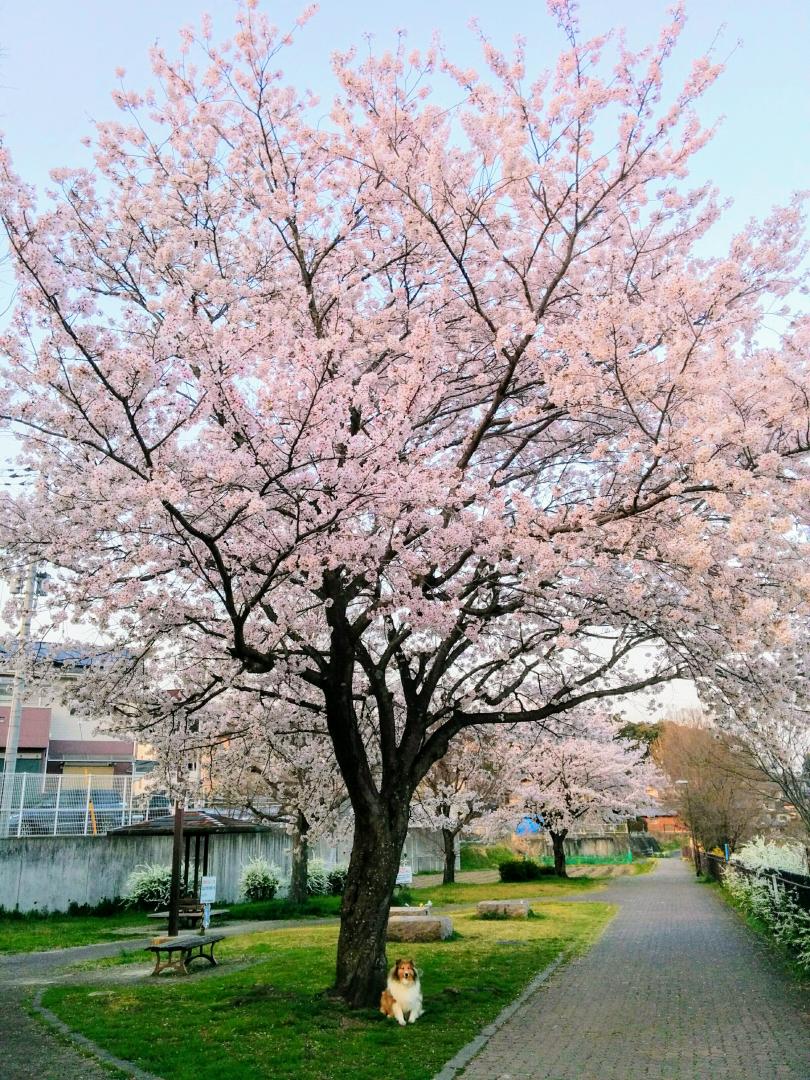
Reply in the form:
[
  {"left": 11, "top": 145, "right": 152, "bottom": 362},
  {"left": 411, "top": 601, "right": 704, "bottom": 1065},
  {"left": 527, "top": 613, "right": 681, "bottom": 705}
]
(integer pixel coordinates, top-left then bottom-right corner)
[
  {"left": 240, "top": 858, "right": 282, "bottom": 902},
  {"left": 306, "top": 858, "right": 331, "bottom": 896},
  {"left": 123, "top": 864, "right": 172, "bottom": 909},
  {"left": 731, "top": 836, "right": 806, "bottom": 874},
  {"left": 723, "top": 864, "right": 810, "bottom": 973}
]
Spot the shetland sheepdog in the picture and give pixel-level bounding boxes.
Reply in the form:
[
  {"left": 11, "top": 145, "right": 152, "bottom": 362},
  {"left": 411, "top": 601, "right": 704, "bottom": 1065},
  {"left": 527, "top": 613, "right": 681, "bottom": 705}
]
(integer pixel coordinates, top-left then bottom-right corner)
[{"left": 380, "top": 958, "right": 423, "bottom": 1026}]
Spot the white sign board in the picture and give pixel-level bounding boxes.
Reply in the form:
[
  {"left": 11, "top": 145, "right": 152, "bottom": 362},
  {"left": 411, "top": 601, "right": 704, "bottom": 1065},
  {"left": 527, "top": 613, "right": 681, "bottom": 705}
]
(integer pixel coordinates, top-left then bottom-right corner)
[
  {"left": 395, "top": 865, "right": 413, "bottom": 886},
  {"left": 199, "top": 876, "right": 217, "bottom": 903}
]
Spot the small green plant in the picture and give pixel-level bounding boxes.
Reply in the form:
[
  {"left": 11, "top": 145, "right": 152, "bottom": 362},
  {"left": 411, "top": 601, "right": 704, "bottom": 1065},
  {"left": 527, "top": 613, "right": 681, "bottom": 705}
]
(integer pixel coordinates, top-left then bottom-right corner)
[
  {"left": 122, "top": 864, "right": 172, "bottom": 909},
  {"left": 240, "top": 858, "right": 282, "bottom": 902}
]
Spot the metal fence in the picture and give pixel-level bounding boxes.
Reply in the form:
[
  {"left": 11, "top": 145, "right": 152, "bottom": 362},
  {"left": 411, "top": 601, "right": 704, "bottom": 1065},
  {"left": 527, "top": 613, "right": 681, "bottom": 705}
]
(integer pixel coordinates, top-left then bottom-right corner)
[
  {"left": 689, "top": 847, "right": 810, "bottom": 912},
  {"left": 0, "top": 773, "right": 163, "bottom": 837}
]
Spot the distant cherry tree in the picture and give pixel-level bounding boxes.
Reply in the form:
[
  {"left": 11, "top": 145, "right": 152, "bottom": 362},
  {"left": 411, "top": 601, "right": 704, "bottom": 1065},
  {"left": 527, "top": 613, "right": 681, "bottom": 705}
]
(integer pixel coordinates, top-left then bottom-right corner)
[
  {"left": 494, "top": 718, "right": 655, "bottom": 875},
  {"left": 412, "top": 727, "right": 512, "bottom": 884},
  {"left": 0, "top": 2, "right": 807, "bottom": 1005}
]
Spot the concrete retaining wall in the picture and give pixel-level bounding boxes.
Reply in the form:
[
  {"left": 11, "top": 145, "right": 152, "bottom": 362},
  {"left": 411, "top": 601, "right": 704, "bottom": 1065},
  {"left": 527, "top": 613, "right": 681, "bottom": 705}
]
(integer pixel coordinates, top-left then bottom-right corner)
[
  {"left": 519, "top": 833, "right": 631, "bottom": 860},
  {"left": 0, "top": 826, "right": 452, "bottom": 913},
  {"left": 0, "top": 830, "right": 290, "bottom": 912}
]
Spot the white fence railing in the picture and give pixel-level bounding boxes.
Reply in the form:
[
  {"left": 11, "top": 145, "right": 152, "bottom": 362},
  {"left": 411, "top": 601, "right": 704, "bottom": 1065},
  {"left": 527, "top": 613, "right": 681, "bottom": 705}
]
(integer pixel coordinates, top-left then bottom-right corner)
[{"left": 0, "top": 773, "right": 166, "bottom": 837}]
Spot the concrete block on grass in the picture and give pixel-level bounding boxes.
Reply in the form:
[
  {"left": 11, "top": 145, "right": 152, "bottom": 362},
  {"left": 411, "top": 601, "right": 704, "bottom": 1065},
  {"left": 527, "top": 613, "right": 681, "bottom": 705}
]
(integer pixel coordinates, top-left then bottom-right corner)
[
  {"left": 386, "top": 916, "right": 454, "bottom": 941},
  {"left": 477, "top": 899, "right": 530, "bottom": 918}
]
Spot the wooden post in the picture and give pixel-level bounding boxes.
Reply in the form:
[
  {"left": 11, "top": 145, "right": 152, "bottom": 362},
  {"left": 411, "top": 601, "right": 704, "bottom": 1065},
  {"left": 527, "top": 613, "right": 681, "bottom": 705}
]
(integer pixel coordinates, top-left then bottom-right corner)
[
  {"left": 193, "top": 835, "right": 201, "bottom": 896},
  {"left": 183, "top": 832, "right": 191, "bottom": 894},
  {"left": 168, "top": 804, "right": 184, "bottom": 938}
]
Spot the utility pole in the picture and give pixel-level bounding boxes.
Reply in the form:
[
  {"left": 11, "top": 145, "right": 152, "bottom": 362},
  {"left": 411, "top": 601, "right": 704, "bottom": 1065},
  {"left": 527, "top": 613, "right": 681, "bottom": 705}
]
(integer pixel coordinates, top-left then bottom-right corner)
[
  {"left": 0, "top": 561, "right": 37, "bottom": 839},
  {"left": 675, "top": 779, "right": 700, "bottom": 878}
]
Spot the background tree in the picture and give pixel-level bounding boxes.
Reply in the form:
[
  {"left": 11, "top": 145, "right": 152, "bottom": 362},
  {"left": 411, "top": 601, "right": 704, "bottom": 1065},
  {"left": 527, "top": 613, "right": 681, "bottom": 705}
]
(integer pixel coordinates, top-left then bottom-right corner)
[
  {"left": 614, "top": 719, "right": 661, "bottom": 760},
  {"left": 204, "top": 718, "right": 349, "bottom": 905},
  {"left": 713, "top": 639, "right": 810, "bottom": 837},
  {"left": 501, "top": 718, "right": 654, "bottom": 876},
  {"left": 654, "top": 720, "right": 778, "bottom": 852},
  {"left": 0, "top": 3, "right": 807, "bottom": 1005},
  {"left": 412, "top": 727, "right": 511, "bottom": 884}
]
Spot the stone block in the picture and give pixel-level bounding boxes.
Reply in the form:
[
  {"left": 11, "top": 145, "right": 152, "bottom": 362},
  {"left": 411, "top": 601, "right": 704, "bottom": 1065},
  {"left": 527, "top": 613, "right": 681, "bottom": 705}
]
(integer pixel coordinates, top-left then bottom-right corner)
[
  {"left": 477, "top": 900, "right": 530, "bottom": 918},
  {"left": 386, "top": 915, "right": 454, "bottom": 941},
  {"left": 389, "top": 906, "right": 431, "bottom": 916}
]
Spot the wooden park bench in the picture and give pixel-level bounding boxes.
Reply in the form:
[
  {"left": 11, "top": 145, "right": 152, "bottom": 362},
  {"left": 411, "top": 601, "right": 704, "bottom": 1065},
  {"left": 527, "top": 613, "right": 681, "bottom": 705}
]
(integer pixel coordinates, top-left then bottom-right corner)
[
  {"left": 147, "top": 902, "right": 229, "bottom": 930},
  {"left": 146, "top": 933, "right": 225, "bottom": 976}
]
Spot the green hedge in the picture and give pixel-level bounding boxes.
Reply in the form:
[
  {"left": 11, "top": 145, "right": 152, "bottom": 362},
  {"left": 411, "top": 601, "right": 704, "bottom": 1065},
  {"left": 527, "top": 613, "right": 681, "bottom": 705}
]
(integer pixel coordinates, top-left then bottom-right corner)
[{"left": 498, "top": 859, "right": 557, "bottom": 881}]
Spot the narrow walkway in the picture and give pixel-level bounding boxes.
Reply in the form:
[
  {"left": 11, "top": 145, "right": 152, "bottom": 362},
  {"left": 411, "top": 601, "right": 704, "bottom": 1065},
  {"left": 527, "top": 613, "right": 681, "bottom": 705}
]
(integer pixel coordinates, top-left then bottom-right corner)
[{"left": 458, "top": 858, "right": 810, "bottom": 1080}]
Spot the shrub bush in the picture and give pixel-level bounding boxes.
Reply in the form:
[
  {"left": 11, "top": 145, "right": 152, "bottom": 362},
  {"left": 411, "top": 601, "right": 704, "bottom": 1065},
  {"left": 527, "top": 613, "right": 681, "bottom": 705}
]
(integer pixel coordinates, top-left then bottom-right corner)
[
  {"left": 326, "top": 865, "right": 349, "bottom": 896},
  {"left": 240, "top": 858, "right": 282, "bottom": 902},
  {"left": 123, "top": 864, "right": 172, "bottom": 909},
  {"left": 498, "top": 858, "right": 556, "bottom": 882},
  {"left": 731, "top": 837, "right": 807, "bottom": 874},
  {"left": 67, "top": 897, "right": 124, "bottom": 917},
  {"left": 724, "top": 864, "right": 810, "bottom": 974},
  {"left": 306, "top": 859, "right": 331, "bottom": 896}
]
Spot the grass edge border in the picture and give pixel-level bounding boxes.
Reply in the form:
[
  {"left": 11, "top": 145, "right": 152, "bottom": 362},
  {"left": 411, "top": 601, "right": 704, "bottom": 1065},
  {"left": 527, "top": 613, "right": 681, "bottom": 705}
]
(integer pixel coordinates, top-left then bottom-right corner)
[
  {"left": 430, "top": 950, "right": 567, "bottom": 1080},
  {"left": 701, "top": 877, "right": 810, "bottom": 990},
  {"left": 32, "top": 987, "right": 163, "bottom": 1080}
]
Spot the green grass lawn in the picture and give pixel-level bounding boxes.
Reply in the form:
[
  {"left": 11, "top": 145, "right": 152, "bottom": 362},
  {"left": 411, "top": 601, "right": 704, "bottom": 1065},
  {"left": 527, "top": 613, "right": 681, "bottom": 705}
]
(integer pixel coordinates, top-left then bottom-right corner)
[
  {"left": 411, "top": 876, "right": 603, "bottom": 905},
  {"left": 0, "top": 911, "right": 154, "bottom": 954},
  {"left": 459, "top": 843, "right": 515, "bottom": 870},
  {"left": 0, "top": 897, "right": 343, "bottom": 955},
  {"left": 43, "top": 901, "right": 613, "bottom": 1080},
  {"left": 629, "top": 859, "right": 656, "bottom": 876}
]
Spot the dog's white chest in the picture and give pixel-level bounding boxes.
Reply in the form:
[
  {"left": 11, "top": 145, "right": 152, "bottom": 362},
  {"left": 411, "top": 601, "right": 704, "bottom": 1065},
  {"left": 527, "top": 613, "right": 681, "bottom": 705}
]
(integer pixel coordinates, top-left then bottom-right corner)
[{"left": 389, "top": 978, "right": 422, "bottom": 1014}]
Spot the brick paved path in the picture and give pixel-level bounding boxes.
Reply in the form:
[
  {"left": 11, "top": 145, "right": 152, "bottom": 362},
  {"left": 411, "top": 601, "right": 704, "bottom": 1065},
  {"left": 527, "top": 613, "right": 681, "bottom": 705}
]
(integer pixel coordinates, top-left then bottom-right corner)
[{"left": 457, "top": 858, "right": 810, "bottom": 1080}]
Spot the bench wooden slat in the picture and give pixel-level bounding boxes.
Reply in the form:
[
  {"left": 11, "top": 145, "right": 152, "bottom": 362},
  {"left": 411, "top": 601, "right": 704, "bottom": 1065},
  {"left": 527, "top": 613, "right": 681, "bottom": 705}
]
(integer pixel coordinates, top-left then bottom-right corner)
[{"left": 145, "top": 933, "right": 225, "bottom": 976}]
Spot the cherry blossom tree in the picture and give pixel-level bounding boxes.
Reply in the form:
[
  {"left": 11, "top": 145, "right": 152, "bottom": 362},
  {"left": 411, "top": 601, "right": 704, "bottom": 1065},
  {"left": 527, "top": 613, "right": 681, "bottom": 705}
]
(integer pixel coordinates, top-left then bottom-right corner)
[
  {"left": 496, "top": 718, "right": 654, "bottom": 875},
  {"left": 710, "top": 636, "right": 810, "bottom": 836},
  {"left": 203, "top": 719, "right": 349, "bottom": 905},
  {"left": 412, "top": 727, "right": 511, "bottom": 884},
  {"left": 0, "top": 3, "right": 807, "bottom": 1005}
]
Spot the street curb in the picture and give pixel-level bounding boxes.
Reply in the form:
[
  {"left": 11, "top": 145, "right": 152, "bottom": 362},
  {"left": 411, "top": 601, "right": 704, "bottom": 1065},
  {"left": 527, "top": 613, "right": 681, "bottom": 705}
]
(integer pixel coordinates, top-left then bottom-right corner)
[
  {"left": 32, "top": 988, "right": 164, "bottom": 1080},
  {"left": 431, "top": 951, "right": 567, "bottom": 1080}
]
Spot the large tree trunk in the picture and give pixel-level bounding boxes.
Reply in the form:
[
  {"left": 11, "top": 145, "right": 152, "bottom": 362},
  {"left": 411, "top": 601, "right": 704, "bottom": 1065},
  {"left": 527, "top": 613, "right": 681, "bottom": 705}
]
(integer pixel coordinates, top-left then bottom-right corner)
[
  {"left": 442, "top": 827, "right": 456, "bottom": 885},
  {"left": 288, "top": 809, "right": 309, "bottom": 906},
  {"left": 550, "top": 829, "right": 568, "bottom": 878},
  {"left": 334, "top": 805, "right": 409, "bottom": 1008}
]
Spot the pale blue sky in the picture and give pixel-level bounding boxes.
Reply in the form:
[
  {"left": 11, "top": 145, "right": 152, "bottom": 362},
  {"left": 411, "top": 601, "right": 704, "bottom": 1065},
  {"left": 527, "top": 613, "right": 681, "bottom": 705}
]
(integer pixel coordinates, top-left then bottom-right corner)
[{"left": 0, "top": 0, "right": 807, "bottom": 248}]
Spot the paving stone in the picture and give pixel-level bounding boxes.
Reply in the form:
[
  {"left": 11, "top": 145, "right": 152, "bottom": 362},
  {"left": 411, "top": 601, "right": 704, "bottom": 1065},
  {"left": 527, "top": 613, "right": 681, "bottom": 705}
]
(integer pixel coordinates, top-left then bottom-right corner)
[{"left": 457, "top": 858, "right": 810, "bottom": 1080}]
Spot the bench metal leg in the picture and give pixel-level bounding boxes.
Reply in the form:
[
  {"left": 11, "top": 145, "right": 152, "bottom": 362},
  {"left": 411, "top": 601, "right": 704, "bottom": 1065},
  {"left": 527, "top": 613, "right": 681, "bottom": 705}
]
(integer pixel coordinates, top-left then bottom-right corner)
[
  {"left": 151, "top": 952, "right": 190, "bottom": 976},
  {"left": 185, "top": 944, "right": 218, "bottom": 969},
  {"left": 149, "top": 941, "right": 219, "bottom": 976}
]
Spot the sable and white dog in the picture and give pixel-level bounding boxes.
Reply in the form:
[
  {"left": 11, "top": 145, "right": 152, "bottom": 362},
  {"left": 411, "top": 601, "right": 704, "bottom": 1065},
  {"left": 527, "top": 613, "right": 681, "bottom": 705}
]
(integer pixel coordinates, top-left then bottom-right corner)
[{"left": 380, "top": 958, "right": 424, "bottom": 1026}]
